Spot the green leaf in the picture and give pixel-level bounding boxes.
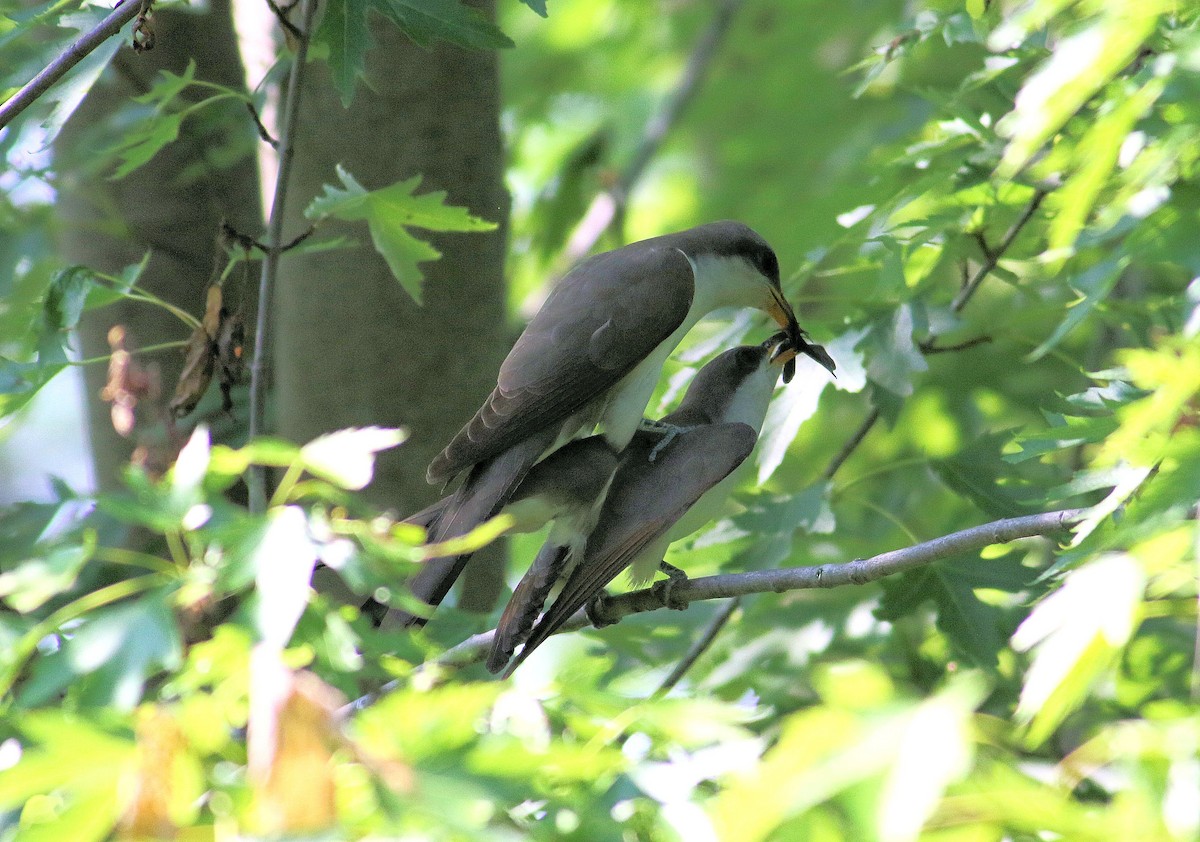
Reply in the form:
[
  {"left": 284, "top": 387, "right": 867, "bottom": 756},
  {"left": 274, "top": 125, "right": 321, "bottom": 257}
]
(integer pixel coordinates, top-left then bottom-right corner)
[
  {"left": 18, "top": 591, "right": 183, "bottom": 709},
  {"left": 865, "top": 304, "right": 927, "bottom": 398},
  {"left": 315, "top": 0, "right": 373, "bottom": 106},
  {"left": 14, "top": 776, "right": 120, "bottom": 842},
  {"left": 300, "top": 426, "right": 407, "bottom": 490},
  {"left": 519, "top": 0, "right": 548, "bottom": 16},
  {"left": 1013, "top": 554, "right": 1145, "bottom": 745},
  {"left": 306, "top": 167, "right": 497, "bottom": 303},
  {"left": 374, "top": 0, "right": 514, "bottom": 50},
  {"left": 877, "top": 675, "right": 986, "bottom": 841},
  {"left": 0, "top": 532, "right": 95, "bottom": 612},
  {"left": 42, "top": 265, "right": 99, "bottom": 332},
  {"left": 106, "top": 110, "right": 186, "bottom": 181},
  {"left": 209, "top": 437, "right": 302, "bottom": 478},
  {"left": 0, "top": 356, "right": 67, "bottom": 420},
  {"left": 0, "top": 711, "right": 133, "bottom": 811},
  {"left": 1006, "top": 415, "right": 1120, "bottom": 463},
  {"left": 932, "top": 433, "right": 1038, "bottom": 519},
  {"left": 1028, "top": 257, "right": 1127, "bottom": 361},
  {"left": 1045, "top": 80, "right": 1163, "bottom": 262},
  {"left": 878, "top": 555, "right": 1031, "bottom": 670},
  {"left": 996, "top": 3, "right": 1167, "bottom": 176},
  {"left": 735, "top": 483, "right": 836, "bottom": 537},
  {"left": 131, "top": 60, "right": 198, "bottom": 106}
]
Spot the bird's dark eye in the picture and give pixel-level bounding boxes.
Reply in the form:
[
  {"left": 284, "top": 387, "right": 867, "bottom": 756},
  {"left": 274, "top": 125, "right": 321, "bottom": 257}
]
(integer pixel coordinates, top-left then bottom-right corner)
[
  {"left": 759, "top": 249, "right": 779, "bottom": 283},
  {"left": 735, "top": 346, "right": 761, "bottom": 371}
]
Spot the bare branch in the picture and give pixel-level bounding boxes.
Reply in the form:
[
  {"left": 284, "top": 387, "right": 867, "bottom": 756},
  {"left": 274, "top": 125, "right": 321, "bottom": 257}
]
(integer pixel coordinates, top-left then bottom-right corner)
[
  {"left": 245, "top": 101, "right": 279, "bottom": 148},
  {"left": 920, "top": 335, "right": 993, "bottom": 355},
  {"left": 247, "top": 0, "right": 319, "bottom": 513},
  {"left": 563, "top": 0, "right": 745, "bottom": 261},
  {"left": 656, "top": 597, "right": 739, "bottom": 694},
  {"left": 951, "top": 189, "right": 1048, "bottom": 314},
  {"left": 0, "top": 1, "right": 142, "bottom": 131},
  {"left": 399, "top": 508, "right": 1087, "bottom": 678}
]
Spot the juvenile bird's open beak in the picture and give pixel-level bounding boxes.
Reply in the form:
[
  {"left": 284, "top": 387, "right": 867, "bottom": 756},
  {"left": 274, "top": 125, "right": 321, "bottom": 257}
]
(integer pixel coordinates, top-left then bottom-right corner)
[{"left": 768, "top": 338, "right": 798, "bottom": 367}]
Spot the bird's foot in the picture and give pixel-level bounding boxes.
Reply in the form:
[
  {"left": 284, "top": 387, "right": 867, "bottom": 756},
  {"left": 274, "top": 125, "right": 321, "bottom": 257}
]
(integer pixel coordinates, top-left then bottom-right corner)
[
  {"left": 585, "top": 592, "right": 619, "bottom": 628},
  {"left": 639, "top": 419, "right": 697, "bottom": 462},
  {"left": 653, "top": 561, "right": 690, "bottom": 611}
]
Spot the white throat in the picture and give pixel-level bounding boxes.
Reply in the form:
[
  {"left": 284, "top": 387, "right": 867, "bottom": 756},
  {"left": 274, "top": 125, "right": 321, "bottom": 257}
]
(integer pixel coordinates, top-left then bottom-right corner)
[
  {"left": 681, "top": 250, "right": 771, "bottom": 314},
  {"left": 722, "top": 362, "right": 779, "bottom": 431},
  {"left": 599, "top": 251, "right": 770, "bottom": 449}
]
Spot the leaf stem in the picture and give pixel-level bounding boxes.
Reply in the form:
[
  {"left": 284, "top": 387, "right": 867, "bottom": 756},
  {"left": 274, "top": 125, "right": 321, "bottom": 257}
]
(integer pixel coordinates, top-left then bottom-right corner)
[
  {"left": 124, "top": 289, "right": 202, "bottom": 330},
  {"left": 94, "top": 546, "right": 179, "bottom": 575},
  {"left": 68, "top": 340, "right": 187, "bottom": 367},
  {"left": 0, "top": 573, "right": 172, "bottom": 697},
  {"left": 268, "top": 460, "right": 305, "bottom": 508}
]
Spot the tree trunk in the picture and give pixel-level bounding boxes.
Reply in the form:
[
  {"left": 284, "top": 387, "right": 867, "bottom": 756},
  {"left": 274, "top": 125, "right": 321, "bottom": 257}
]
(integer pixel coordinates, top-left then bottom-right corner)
[
  {"left": 278, "top": 3, "right": 511, "bottom": 612},
  {"left": 55, "top": 0, "right": 262, "bottom": 489}
]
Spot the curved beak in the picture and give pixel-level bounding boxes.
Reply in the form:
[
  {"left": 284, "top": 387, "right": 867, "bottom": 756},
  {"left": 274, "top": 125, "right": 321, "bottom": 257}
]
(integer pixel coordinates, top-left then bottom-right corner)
[
  {"left": 766, "top": 287, "right": 836, "bottom": 380},
  {"left": 767, "top": 336, "right": 798, "bottom": 367},
  {"left": 761, "top": 332, "right": 798, "bottom": 383},
  {"left": 767, "top": 286, "right": 800, "bottom": 337}
]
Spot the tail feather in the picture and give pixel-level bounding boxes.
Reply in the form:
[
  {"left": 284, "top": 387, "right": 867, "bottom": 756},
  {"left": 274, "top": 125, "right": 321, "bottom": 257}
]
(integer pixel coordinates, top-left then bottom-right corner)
[
  {"left": 393, "top": 429, "right": 556, "bottom": 627},
  {"left": 487, "top": 542, "right": 571, "bottom": 673},
  {"left": 402, "top": 496, "right": 450, "bottom": 534}
]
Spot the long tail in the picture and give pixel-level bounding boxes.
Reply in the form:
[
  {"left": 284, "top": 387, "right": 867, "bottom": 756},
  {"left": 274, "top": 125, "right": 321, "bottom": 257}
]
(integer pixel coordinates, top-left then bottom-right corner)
[
  {"left": 487, "top": 541, "right": 572, "bottom": 673},
  {"left": 391, "top": 429, "right": 556, "bottom": 627}
]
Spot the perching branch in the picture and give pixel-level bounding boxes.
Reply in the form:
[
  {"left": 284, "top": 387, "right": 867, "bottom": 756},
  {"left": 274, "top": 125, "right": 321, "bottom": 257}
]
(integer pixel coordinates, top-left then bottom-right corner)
[
  {"left": 0, "top": 1, "right": 142, "bottom": 131},
  {"left": 563, "top": 0, "right": 745, "bottom": 261},
  {"left": 247, "top": 0, "right": 319, "bottom": 513},
  {"left": 413, "top": 508, "right": 1088, "bottom": 677}
]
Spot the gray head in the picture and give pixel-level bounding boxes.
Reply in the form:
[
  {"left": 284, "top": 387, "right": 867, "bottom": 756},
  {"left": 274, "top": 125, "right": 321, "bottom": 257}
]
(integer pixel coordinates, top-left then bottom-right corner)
[
  {"left": 665, "top": 336, "right": 796, "bottom": 430},
  {"left": 664, "top": 222, "right": 835, "bottom": 379}
]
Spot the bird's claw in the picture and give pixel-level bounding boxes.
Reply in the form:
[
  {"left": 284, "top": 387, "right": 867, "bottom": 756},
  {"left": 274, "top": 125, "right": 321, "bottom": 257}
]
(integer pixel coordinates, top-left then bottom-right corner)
[
  {"left": 640, "top": 420, "right": 695, "bottom": 462},
  {"left": 653, "top": 561, "right": 689, "bottom": 611},
  {"left": 585, "top": 593, "right": 618, "bottom": 628}
]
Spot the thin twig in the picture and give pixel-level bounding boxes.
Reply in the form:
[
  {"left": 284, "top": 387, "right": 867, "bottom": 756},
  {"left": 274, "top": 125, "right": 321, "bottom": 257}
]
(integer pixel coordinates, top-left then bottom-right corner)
[
  {"left": 0, "top": 1, "right": 142, "bottom": 131},
  {"left": 223, "top": 221, "right": 314, "bottom": 255},
  {"left": 245, "top": 101, "right": 279, "bottom": 148},
  {"left": 655, "top": 597, "right": 740, "bottom": 694},
  {"left": 822, "top": 406, "right": 881, "bottom": 481},
  {"left": 247, "top": 0, "right": 319, "bottom": 513},
  {"left": 951, "top": 189, "right": 1048, "bottom": 314},
  {"left": 563, "top": 0, "right": 745, "bottom": 261},
  {"left": 378, "top": 508, "right": 1086, "bottom": 684},
  {"left": 265, "top": 0, "right": 304, "bottom": 40},
  {"left": 920, "top": 335, "right": 992, "bottom": 355}
]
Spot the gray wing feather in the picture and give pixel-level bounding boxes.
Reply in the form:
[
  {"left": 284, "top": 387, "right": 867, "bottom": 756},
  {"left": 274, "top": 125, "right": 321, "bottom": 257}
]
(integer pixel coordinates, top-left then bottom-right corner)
[
  {"left": 504, "top": 422, "right": 757, "bottom": 674},
  {"left": 428, "top": 245, "right": 694, "bottom": 484}
]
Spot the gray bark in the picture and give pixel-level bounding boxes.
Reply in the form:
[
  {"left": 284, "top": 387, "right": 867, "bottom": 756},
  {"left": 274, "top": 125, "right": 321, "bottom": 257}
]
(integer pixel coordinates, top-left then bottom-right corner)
[
  {"left": 55, "top": 0, "right": 262, "bottom": 489},
  {"left": 278, "top": 4, "right": 510, "bottom": 611}
]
